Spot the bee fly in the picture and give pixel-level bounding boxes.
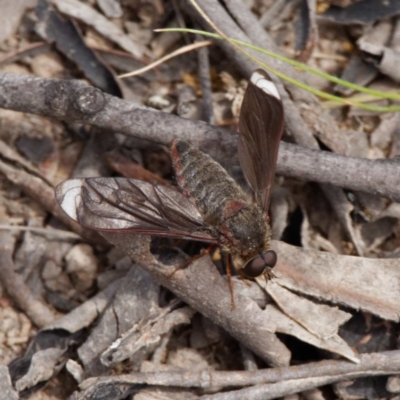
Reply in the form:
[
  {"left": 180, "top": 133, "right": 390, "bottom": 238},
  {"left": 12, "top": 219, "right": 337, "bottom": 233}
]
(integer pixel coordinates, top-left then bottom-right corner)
[{"left": 55, "top": 69, "right": 284, "bottom": 282}]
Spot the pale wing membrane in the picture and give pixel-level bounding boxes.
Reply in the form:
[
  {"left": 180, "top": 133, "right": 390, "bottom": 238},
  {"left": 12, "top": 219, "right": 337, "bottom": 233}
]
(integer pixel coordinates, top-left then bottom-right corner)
[
  {"left": 55, "top": 177, "right": 217, "bottom": 242},
  {"left": 238, "top": 70, "right": 284, "bottom": 212}
]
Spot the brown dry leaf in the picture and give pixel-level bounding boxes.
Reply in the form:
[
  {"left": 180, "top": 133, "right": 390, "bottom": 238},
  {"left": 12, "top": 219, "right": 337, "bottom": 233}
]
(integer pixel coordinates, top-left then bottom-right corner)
[
  {"left": 77, "top": 265, "right": 160, "bottom": 376},
  {"left": 357, "top": 20, "right": 393, "bottom": 56},
  {"left": 300, "top": 185, "right": 365, "bottom": 256},
  {"left": 36, "top": 0, "right": 122, "bottom": 97},
  {"left": 274, "top": 240, "right": 400, "bottom": 321},
  {"left": 320, "top": 0, "right": 400, "bottom": 24},
  {"left": 369, "top": 47, "right": 400, "bottom": 83},
  {"left": 9, "top": 279, "right": 122, "bottom": 394},
  {"left": 29, "top": 52, "right": 65, "bottom": 79},
  {"left": 265, "top": 280, "right": 352, "bottom": 340},
  {"left": 357, "top": 19, "right": 400, "bottom": 83},
  {"left": 0, "top": 306, "right": 32, "bottom": 364},
  {"left": 320, "top": 184, "right": 366, "bottom": 256},
  {"left": 15, "top": 348, "right": 66, "bottom": 391},
  {"left": 100, "top": 306, "right": 195, "bottom": 367},
  {"left": 47, "top": 278, "right": 121, "bottom": 333},
  {"left": 0, "top": 0, "right": 37, "bottom": 45},
  {"left": 65, "top": 359, "right": 84, "bottom": 384},
  {"left": 301, "top": 204, "right": 340, "bottom": 254},
  {"left": 253, "top": 277, "right": 357, "bottom": 362},
  {"left": 50, "top": 0, "right": 146, "bottom": 59},
  {"left": 335, "top": 53, "right": 378, "bottom": 96},
  {"left": 270, "top": 187, "right": 291, "bottom": 240},
  {"left": 65, "top": 244, "right": 98, "bottom": 292},
  {"left": 97, "top": 0, "right": 122, "bottom": 19},
  {"left": 0, "top": 365, "right": 19, "bottom": 400},
  {"left": 264, "top": 305, "right": 359, "bottom": 363},
  {"left": 0, "top": 139, "right": 51, "bottom": 185},
  {"left": 370, "top": 113, "right": 400, "bottom": 157},
  {"left": 167, "top": 347, "right": 212, "bottom": 372},
  {"left": 360, "top": 217, "right": 398, "bottom": 253}
]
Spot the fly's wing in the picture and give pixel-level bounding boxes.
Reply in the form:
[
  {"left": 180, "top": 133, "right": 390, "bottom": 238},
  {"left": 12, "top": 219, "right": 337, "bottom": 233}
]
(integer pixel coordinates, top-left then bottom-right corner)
[
  {"left": 238, "top": 69, "right": 284, "bottom": 212},
  {"left": 55, "top": 177, "right": 217, "bottom": 243}
]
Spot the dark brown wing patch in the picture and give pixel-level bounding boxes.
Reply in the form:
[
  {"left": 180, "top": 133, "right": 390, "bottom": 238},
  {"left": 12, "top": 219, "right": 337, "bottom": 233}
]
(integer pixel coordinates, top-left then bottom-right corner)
[{"left": 238, "top": 69, "right": 284, "bottom": 212}]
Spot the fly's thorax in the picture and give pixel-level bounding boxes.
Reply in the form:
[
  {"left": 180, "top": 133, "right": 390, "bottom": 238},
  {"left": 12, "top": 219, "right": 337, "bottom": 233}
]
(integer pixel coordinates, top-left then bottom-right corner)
[
  {"left": 171, "top": 139, "right": 247, "bottom": 225},
  {"left": 220, "top": 202, "right": 270, "bottom": 262},
  {"left": 170, "top": 139, "right": 273, "bottom": 275}
]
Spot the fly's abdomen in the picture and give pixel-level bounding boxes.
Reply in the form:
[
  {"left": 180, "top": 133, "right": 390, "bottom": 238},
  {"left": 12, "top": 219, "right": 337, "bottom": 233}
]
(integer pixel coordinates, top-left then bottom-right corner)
[{"left": 171, "top": 140, "right": 248, "bottom": 225}]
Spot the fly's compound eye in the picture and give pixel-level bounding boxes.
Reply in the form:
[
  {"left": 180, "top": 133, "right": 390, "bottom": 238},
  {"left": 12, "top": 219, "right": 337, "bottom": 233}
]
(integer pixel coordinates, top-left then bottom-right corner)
[
  {"left": 242, "top": 250, "right": 277, "bottom": 278},
  {"left": 262, "top": 249, "right": 277, "bottom": 268}
]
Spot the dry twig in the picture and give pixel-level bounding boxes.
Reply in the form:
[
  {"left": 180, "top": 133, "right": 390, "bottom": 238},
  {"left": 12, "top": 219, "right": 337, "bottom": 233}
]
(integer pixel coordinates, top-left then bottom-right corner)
[
  {"left": 0, "top": 232, "right": 57, "bottom": 328},
  {"left": 80, "top": 351, "right": 400, "bottom": 396}
]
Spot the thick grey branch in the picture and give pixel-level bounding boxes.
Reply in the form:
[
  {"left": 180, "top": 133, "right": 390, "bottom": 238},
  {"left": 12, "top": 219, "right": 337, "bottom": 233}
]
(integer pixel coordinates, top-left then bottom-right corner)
[{"left": 0, "top": 72, "right": 399, "bottom": 201}]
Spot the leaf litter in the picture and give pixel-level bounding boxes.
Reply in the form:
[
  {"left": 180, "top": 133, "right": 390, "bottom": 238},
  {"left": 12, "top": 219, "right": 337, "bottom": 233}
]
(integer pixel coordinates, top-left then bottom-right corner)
[{"left": 0, "top": 0, "right": 400, "bottom": 399}]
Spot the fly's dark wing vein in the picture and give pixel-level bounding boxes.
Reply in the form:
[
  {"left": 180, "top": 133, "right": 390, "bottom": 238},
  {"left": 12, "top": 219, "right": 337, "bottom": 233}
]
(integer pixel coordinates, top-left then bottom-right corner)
[
  {"left": 55, "top": 177, "right": 217, "bottom": 242},
  {"left": 238, "top": 69, "right": 284, "bottom": 212}
]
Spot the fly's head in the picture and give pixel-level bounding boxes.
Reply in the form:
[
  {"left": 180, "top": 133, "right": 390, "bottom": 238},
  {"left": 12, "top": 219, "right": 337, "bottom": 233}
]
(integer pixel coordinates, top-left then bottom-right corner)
[
  {"left": 230, "top": 227, "right": 277, "bottom": 279},
  {"left": 240, "top": 248, "right": 277, "bottom": 279},
  {"left": 221, "top": 202, "right": 276, "bottom": 278}
]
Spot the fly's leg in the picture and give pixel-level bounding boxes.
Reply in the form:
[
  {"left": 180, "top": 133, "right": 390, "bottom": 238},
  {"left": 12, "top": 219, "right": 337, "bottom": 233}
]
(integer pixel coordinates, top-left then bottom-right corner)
[
  {"left": 168, "top": 244, "right": 217, "bottom": 278},
  {"left": 264, "top": 267, "right": 276, "bottom": 281},
  {"left": 226, "top": 254, "right": 236, "bottom": 309},
  {"left": 168, "top": 246, "right": 237, "bottom": 310}
]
